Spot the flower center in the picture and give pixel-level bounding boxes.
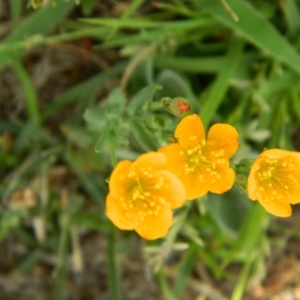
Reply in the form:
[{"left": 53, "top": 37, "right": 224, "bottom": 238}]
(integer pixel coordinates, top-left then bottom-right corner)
[
  {"left": 256, "top": 157, "right": 299, "bottom": 202},
  {"left": 181, "top": 140, "right": 225, "bottom": 183},
  {"left": 257, "top": 159, "right": 277, "bottom": 181},
  {"left": 184, "top": 144, "right": 205, "bottom": 173},
  {"left": 120, "top": 170, "right": 165, "bottom": 221}
]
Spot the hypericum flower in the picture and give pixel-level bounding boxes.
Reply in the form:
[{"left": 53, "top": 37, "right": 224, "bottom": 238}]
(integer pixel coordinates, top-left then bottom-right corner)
[
  {"left": 247, "top": 149, "right": 300, "bottom": 217},
  {"left": 159, "top": 114, "right": 239, "bottom": 200},
  {"left": 105, "top": 152, "right": 186, "bottom": 240}
]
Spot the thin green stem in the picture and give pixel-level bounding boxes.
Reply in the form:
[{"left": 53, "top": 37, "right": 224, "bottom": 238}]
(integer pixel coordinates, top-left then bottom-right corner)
[
  {"left": 107, "top": 225, "right": 122, "bottom": 300},
  {"left": 0, "top": 28, "right": 108, "bottom": 53},
  {"left": 230, "top": 251, "right": 255, "bottom": 300},
  {"left": 109, "top": 136, "right": 118, "bottom": 168},
  {"left": 156, "top": 269, "right": 177, "bottom": 300},
  {"left": 148, "top": 101, "right": 164, "bottom": 112}
]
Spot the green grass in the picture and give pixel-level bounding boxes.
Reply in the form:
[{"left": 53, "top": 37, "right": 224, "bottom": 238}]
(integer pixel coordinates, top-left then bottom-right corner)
[{"left": 1, "top": 0, "right": 300, "bottom": 299}]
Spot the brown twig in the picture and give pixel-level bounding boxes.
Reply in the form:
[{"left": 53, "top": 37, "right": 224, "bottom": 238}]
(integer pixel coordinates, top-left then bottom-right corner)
[{"left": 120, "top": 43, "right": 157, "bottom": 92}]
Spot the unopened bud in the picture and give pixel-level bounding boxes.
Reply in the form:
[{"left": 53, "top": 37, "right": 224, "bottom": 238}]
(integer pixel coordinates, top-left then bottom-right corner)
[{"left": 162, "top": 97, "right": 191, "bottom": 117}]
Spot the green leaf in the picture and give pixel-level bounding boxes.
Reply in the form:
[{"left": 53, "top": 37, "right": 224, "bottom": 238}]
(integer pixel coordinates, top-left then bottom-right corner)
[
  {"left": 257, "top": 71, "right": 300, "bottom": 97},
  {"left": 281, "top": 0, "right": 300, "bottom": 36},
  {"left": 10, "top": 0, "right": 23, "bottom": 27},
  {"left": 206, "top": 186, "right": 252, "bottom": 237},
  {"left": 94, "top": 126, "right": 111, "bottom": 153},
  {"left": 173, "top": 244, "right": 197, "bottom": 297},
  {"left": 290, "top": 86, "right": 300, "bottom": 124},
  {"left": 155, "top": 69, "right": 191, "bottom": 100},
  {"left": 130, "top": 118, "right": 158, "bottom": 151},
  {"left": 10, "top": 57, "right": 40, "bottom": 127},
  {"left": 82, "top": 18, "right": 214, "bottom": 31},
  {"left": 61, "top": 124, "right": 94, "bottom": 148},
  {"left": 105, "top": 88, "right": 126, "bottom": 116},
  {"left": 222, "top": 203, "right": 269, "bottom": 267},
  {"left": 198, "top": 0, "right": 300, "bottom": 74},
  {"left": 82, "top": 18, "right": 160, "bottom": 28},
  {"left": 80, "top": 0, "right": 97, "bottom": 16},
  {"left": 143, "top": 114, "right": 162, "bottom": 130},
  {"left": 155, "top": 55, "right": 225, "bottom": 74},
  {"left": 84, "top": 107, "right": 108, "bottom": 131},
  {"left": 105, "top": 0, "right": 145, "bottom": 41},
  {"left": 0, "top": 0, "right": 74, "bottom": 70},
  {"left": 112, "top": 129, "right": 129, "bottom": 146},
  {"left": 200, "top": 39, "right": 244, "bottom": 127},
  {"left": 157, "top": 269, "right": 177, "bottom": 300},
  {"left": 127, "top": 84, "right": 162, "bottom": 116}
]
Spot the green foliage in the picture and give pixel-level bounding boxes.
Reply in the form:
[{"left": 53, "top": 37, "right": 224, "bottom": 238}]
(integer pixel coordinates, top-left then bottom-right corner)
[{"left": 2, "top": 0, "right": 300, "bottom": 299}]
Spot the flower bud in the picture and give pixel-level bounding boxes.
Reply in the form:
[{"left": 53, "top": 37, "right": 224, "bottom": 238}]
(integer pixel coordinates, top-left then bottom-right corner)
[{"left": 161, "top": 97, "right": 191, "bottom": 117}]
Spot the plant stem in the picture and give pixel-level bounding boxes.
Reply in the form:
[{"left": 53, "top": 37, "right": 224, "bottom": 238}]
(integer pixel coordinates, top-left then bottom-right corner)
[{"left": 107, "top": 225, "right": 122, "bottom": 300}]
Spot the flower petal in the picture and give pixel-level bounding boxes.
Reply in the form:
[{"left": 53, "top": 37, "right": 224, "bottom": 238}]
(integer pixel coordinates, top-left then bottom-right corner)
[
  {"left": 131, "top": 152, "right": 166, "bottom": 174},
  {"left": 152, "top": 170, "right": 186, "bottom": 209},
  {"left": 207, "top": 167, "right": 235, "bottom": 194},
  {"left": 109, "top": 160, "right": 132, "bottom": 198},
  {"left": 247, "top": 165, "right": 259, "bottom": 201},
  {"left": 159, "top": 143, "right": 187, "bottom": 178},
  {"left": 262, "top": 149, "right": 296, "bottom": 159},
  {"left": 175, "top": 114, "right": 205, "bottom": 149},
  {"left": 206, "top": 124, "right": 239, "bottom": 159},
  {"left": 180, "top": 170, "right": 208, "bottom": 199},
  {"left": 159, "top": 143, "right": 207, "bottom": 199},
  {"left": 105, "top": 194, "right": 138, "bottom": 230},
  {"left": 134, "top": 206, "right": 173, "bottom": 240},
  {"left": 258, "top": 199, "right": 291, "bottom": 217}
]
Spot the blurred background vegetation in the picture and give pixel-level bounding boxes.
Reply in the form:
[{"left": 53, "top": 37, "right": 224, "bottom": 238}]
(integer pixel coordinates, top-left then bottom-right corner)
[{"left": 1, "top": 0, "right": 300, "bottom": 299}]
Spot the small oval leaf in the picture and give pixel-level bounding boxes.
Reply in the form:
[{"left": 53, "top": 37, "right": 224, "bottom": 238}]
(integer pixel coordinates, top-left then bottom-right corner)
[{"left": 127, "top": 84, "right": 162, "bottom": 116}]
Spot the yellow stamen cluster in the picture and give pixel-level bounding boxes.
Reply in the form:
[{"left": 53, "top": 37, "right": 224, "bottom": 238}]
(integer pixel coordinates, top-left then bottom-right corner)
[
  {"left": 180, "top": 138, "right": 226, "bottom": 184},
  {"left": 255, "top": 157, "right": 299, "bottom": 204},
  {"left": 118, "top": 169, "right": 165, "bottom": 222}
]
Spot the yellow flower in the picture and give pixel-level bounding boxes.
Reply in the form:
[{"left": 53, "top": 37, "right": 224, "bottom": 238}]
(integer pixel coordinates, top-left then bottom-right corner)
[
  {"left": 247, "top": 149, "right": 300, "bottom": 217},
  {"left": 105, "top": 152, "right": 186, "bottom": 240},
  {"left": 159, "top": 114, "right": 239, "bottom": 200}
]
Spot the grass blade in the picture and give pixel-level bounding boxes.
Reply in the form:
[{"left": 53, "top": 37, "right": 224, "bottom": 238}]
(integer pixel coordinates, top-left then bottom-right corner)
[
  {"left": 200, "top": 39, "right": 244, "bottom": 127},
  {"left": 10, "top": 56, "right": 40, "bottom": 127},
  {"left": 0, "top": 0, "right": 74, "bottom": 70},
  {"left": 198, "top": 0, "right": 300, "bottom": 74},
  {"left": 155, "top": 55, "right": 225, "bottom": 74},
  {"left": 173, "top": 244, "right": 197, "bottom": 297},
  {"left": 157, "top": 269, "right": 177, "bottom": 300},
  {"left": 10, "top": 0, "right": 23, "bottom": 27},
  {"left": 281, "top": 0, "right": 300, "bottom": 36}
]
